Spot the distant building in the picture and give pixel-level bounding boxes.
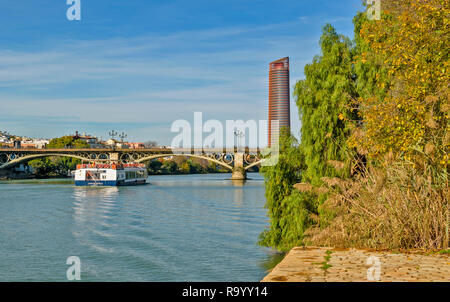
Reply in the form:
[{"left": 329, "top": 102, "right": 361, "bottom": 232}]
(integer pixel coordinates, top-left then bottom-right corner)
[
  {"left": 0, "top": 132, "right": 49, "bottom": 149},
  {"left": 33, "top": 139, "right": 49, "bottom": 149},
  {"left": 125, "top": 142, "right": 145, "bottom": 149},
  {"left": 106, "top": 139, "right": 116, "bottom": 145},
  {"left": 14, "top": 164, "right": 32, "bottom": 173},
  {"left": 20, "top": 143, "right": 36, "bottom": 148},
  {"left": 268, "top": 57, "right": 290, "bottom": 147},
  {"left": 117, "top": 143, "right": 129, "bottom": 149},
  {"left": 105, "top": 139, "right": 117, "bottom": 148},
  {"left": 13, "top": 140, "right": 21, "bottom": 149},
  {"left": 105, "top": 139, "right": 129, "bottom": 149},
  {"left": 19, "top": 138, "right": 49, "bottom": 149},
  {"left": 73, "top": 131, "right": 104, "bottom": 148}
]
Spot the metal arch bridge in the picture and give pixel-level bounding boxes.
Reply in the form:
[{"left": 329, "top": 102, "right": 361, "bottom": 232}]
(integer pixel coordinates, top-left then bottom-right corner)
[{"left": 0, "top": 148, "right": 263, "bottom": 179}]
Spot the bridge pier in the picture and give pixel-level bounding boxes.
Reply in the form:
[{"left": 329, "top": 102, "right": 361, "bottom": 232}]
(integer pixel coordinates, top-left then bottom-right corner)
[
  {"left": 231, "top": 153, "right": 247, "bottom": 180},
  {"left": 231, "top": 168, "right": 246, "bottom": 180}
]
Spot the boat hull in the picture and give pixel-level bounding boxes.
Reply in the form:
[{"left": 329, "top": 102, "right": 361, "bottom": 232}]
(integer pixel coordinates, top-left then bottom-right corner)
[
  {"left": 74, "top": 163, "right": 148, "bottom": 187},
  {"left": 75, "top": 179, "right": 146, "bottom": 186}
]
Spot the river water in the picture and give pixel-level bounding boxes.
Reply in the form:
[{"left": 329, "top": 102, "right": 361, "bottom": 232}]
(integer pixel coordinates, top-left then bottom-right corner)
[{"left": 0, "top": 173, "right": 279, "bottom": 281}]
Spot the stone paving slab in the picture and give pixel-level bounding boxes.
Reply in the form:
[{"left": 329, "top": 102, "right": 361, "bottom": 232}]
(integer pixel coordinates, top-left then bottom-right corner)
[{"left": 261, "top": 247, "right": 450, "bottom": 282}]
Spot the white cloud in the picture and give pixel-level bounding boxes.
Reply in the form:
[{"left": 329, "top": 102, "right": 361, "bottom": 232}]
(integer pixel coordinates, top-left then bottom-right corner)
[{"left": 0, "top": 15, "right": 356, "bottom": 142}]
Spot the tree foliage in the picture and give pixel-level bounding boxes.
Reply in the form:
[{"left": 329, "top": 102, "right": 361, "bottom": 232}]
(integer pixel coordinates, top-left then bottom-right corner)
[
  {"left": 47, "top": 136, "right": 89, "bottom": 149},
  {"left": 260, "top": 0, "right": 449, "bottom": 251},
  {"left": 28, "top": 136, "right": 89, "bottom": 177},
  {"left": 294, "top": 24, "right": 356, "bottom": 186},
  {"left": 146, "top": 158, "right": 226, "bottom": 175},
  {"left": 350, "top": 0, "right": 449, "bottom": 167},
  {"left": 258, "top": 132, "right": 317, "bottom": 251},
  {"left": 28, "top": 158, "right": 57, "bottom": 177},
  {"left": 260, "top": 24, "right": 360, "bottom": 251}
]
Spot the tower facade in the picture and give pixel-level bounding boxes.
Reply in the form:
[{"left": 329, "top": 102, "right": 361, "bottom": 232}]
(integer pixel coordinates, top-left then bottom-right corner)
[{"left": 268, "top": 57, "right": 290, "bottom": 147}]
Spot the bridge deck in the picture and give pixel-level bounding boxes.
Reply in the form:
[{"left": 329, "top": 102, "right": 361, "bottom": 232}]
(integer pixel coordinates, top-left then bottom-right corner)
[{"left": 0, "top": 148, "right": 260, "bottom": 153}]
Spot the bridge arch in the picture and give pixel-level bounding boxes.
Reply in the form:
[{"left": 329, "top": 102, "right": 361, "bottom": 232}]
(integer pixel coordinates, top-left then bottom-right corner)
[
  {"left": 0, "top": 151, "right": 261, "bottom": 172},
  {"left": 136, "top": 154, "right": 234, "bottom": 171},
  {"left": 244, "top": 160, "right": 263, "bottom": 171},
  {"left": 0, "top": 153, "right": 93, "bottom": 170}
]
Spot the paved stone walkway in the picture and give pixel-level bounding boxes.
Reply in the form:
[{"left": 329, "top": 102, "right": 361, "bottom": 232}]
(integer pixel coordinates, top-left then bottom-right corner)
[{"left": 262, "top": 247, "right": 450, "bottom": 282}]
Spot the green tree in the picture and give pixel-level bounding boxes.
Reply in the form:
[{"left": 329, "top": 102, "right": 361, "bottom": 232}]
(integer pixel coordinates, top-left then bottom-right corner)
[
  {"left": 47, "top": 136, "right": 89, "bottom": 149},
  {"left": 179, "top": 160, "right": 190, "bottom": 174},
  {"left": 29, "top": 158, "right": 57, "bottom": 178},
  {"left": 260, "top": 1, "right": 449, "bottom": 252},
  {"left": 351, "top": 0, "right": 449, "bottom": 166},
  {"left": 177, "top": 159, "right": 205, "bottom": 174},
  {"left": 147, "top": 160, "right": 163, "bottom": 174},
  {"left": 187, "top": 160, "right": 205, "bottom": 174},
  {"left": 54, "top": 156, "right": 79, "bottom": 174},
  {"left": 29, "top": 136, "right": 89, "bottom": 177},
  {"left": 162, "top": 160, "right": 178, "bottom": 174},
  {"left": 260, "top": 24, "right": 358, "bottom": 251},
  {"left": 259, "top": 133, "right": 315, "bottom": 251},
  {"left": 352, "top": 12, "right": 389, "bottom": 102},
  {"left": 294, "top": 24, "right": 356, "bottom": 186}
]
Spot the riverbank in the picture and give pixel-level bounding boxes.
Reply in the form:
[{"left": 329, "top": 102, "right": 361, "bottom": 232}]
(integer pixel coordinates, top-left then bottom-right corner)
[
  {"left": 0, "top": 169, "right": 35, "bottom": 180},
  {"left": 262, "top": 246, "right": 450, "bottom": 282},
  {"left": 0, "top": 171, "right": 69, "bottom": 180}
]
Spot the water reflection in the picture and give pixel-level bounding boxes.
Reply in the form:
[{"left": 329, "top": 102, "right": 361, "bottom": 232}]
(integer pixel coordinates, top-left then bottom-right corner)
[
  {"left": 231, "top": 179, "right": 246, "bottom": 187},
  {"left": 72, "top": 186, "right": 119, "bottom": 220},
  {"left": 73, "top": 186, "right": 119, "bottom": 201},
  {"left": 72, "top": 186, "right": 120, "bottom": 255},
  {"left": 259, "top": 252, "right": 286, "bottom": 272}
]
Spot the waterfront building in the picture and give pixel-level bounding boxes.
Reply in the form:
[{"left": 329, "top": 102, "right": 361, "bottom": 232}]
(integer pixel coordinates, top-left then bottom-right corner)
[
  {"left": 33, "top": 139, "right": 50, "bottom": 149},
  {"left": 125, "top": 142, "right": 146, "bottom": 149},
  {"left": 0, "top": 131, "right": 49, "bottom": 149},
  {"left": 105, "top": 139, "right": 129, "bottom": 149},
  {"left": 268, "top": 57, "right": 290, "bottom": 147},
  {"left": 73, "top": 131, "right": 104, "bottom": 148}
]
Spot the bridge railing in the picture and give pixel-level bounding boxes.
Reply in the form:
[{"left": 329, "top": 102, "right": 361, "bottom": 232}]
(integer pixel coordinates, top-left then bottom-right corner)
[{"left": 0, "top": 147, "right": 261, "bottom": 153}]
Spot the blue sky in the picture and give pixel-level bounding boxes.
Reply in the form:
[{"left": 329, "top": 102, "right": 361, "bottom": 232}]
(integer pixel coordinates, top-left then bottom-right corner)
[{"left": 0, "top": 0, "right": 364, "bottom": 145}]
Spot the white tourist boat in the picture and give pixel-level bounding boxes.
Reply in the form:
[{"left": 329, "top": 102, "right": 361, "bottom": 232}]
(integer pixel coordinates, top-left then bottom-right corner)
[{"left": 74, "top": 163, "right": 147, "bottom": 186}]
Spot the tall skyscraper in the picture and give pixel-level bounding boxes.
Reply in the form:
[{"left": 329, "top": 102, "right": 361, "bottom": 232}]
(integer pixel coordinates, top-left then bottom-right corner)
[{"left": 268, "top": 57, "right": 290, "bottom": 147}]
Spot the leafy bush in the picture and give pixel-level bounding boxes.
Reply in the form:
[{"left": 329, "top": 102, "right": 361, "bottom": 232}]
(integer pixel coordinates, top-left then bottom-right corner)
[{"left": 258, "top": 133, "right": 318, "bottom": 251}]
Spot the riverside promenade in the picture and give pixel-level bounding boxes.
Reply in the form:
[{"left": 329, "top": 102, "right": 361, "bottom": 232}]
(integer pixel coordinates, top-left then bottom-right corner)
[{"left": 262, "top": 246, "right": 450, "bottom": 282}]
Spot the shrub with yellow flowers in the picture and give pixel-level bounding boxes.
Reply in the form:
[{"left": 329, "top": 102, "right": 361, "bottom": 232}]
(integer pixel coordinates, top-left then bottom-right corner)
[{"left": 350, "top": 0, "right": 449, "bottom": 170}]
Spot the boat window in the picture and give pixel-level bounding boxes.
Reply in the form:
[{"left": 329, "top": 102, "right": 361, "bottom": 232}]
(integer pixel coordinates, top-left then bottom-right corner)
[
  {"left": 125, "top": 171, "right": 137, "bottom": 179},
  {"left": 86, "top": 171, "right": 101, "bottom": 180}
]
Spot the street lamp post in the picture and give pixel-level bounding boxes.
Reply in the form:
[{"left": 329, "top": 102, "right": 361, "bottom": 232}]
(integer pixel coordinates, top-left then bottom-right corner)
[
  {"left": 119, "top": 132, "right": 127, "bottom": 143},
  {"left": 109, "top": 130, "right": 117, "bottom": 140},
  {"left": 109, "top": 130, "right": 118, "bottom": 150},
  {"left": 234, "top": 130, "right": 244, "bottom": 151}
]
